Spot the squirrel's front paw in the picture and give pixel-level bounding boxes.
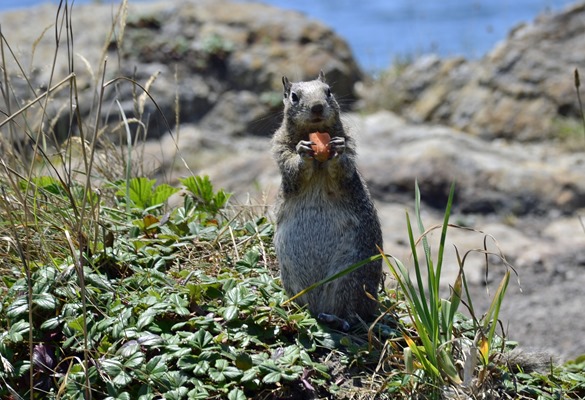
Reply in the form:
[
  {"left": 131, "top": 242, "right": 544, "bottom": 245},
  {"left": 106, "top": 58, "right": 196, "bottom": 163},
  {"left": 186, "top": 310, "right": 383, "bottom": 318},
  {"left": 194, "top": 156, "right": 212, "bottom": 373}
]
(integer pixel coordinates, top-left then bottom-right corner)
[
  {"left": 296, "top": 140, "right": 315, "bottom": 159},
  {"left": 329, "top": 137, "right": 345, "bottom": 158}
]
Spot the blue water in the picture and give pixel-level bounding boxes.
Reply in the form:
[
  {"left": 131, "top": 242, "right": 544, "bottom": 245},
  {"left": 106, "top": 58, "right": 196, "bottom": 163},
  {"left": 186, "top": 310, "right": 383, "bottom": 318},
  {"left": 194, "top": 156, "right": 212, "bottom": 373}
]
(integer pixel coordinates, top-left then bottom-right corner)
[{"left": 0, "top": 0, "right": 578, "bottom": 72}]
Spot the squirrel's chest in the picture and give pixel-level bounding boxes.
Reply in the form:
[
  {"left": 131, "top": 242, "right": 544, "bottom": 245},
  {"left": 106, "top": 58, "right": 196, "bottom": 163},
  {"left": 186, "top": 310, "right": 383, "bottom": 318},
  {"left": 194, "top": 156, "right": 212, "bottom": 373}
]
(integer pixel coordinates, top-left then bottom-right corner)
[
  {"left": 275, "top": 194, "right": 360, "bottom": 273},
  {"left": 298, "top": 168, "right": 344, "bottom": 198},
  {"left": 276, "top": 166, "right": 361, "bottom": 236},
  {"left": 277, "top": 186, "right": 359, "bottom": 237}
]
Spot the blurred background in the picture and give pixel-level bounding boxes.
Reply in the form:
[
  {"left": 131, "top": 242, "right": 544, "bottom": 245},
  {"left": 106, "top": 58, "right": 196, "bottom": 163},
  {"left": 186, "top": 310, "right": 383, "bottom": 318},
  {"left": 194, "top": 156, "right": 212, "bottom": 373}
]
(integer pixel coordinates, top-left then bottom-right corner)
[{"left": 1, "top": 0, "right": 576, "bottom": 73}]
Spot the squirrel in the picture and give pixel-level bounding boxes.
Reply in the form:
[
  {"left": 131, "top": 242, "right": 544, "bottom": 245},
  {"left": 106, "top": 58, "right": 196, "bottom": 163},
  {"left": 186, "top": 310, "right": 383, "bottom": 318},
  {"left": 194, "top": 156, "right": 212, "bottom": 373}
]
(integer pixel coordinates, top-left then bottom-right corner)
[{"left": 271, "top": 71, "right": 383, "bottom": 329}]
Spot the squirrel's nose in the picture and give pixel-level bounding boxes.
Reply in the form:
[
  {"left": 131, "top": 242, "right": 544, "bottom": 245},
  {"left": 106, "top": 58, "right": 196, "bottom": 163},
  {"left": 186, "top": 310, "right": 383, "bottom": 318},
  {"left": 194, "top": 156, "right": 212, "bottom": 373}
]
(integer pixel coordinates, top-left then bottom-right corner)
[{"left": 311, "top": 103, "right": 324, "bottom": 115}]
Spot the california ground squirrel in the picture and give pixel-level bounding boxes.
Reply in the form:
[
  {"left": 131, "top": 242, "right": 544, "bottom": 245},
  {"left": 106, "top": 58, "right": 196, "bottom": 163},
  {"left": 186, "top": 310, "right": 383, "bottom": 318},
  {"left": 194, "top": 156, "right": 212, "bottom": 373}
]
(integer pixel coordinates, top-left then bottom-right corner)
[{"left": 271, "top": 72, "right": 383, "bottom": 327}]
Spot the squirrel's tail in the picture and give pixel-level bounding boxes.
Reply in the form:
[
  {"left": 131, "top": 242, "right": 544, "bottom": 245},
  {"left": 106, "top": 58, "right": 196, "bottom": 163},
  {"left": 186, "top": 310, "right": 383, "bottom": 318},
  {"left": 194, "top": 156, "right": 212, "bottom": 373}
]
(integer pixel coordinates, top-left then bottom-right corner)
[{"left": 496, "top": 348, "right": 555, "bottom": 373}]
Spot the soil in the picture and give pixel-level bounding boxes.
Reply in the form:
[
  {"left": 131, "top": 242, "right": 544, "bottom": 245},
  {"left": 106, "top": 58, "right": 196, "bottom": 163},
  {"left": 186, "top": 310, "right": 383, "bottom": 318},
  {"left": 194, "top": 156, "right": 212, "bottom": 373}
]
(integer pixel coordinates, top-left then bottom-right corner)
[{"left": 469, "top": 247, "right": 585, "bottom": 363}]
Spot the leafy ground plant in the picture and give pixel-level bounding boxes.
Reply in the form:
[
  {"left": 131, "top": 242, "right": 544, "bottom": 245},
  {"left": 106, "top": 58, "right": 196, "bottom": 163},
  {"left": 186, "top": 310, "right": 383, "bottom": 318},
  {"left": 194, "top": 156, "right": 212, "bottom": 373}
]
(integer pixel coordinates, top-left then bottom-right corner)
[
  {"left": 0, "top": 174, "right": 342, "bottom": 399},
  {"left": 2, "top": 170, "right": 585, "bottom": 399},
  {"left": 0, "top": 1, "right": 359, "bottom": 397}
]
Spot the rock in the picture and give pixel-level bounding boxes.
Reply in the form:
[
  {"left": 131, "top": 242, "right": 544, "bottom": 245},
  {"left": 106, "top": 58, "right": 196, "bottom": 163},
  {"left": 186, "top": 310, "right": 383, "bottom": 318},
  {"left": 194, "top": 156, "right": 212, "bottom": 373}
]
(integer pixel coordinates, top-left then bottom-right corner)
[
  {"left": 0, "top": 0, "right": 362, "bottom": 143},
  {"left": 354, "top": 111, "right": 585, "bottom": 216},
  {"left": 199, "top": 91, "right": 281, "bottom": 140},
  {"left": 362, "top": 2, "right": 585, "bottom": 141}
]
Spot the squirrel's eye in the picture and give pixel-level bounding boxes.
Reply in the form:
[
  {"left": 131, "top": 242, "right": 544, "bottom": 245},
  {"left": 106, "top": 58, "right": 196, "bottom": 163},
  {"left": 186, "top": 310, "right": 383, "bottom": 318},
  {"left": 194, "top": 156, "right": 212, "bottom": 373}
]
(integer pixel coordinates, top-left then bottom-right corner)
[
  {"left": 326, "top": 88, "right": 332, "bottom": 97},
  {"left": 290, "top": 92, "right": 299, "bottom": 103}
]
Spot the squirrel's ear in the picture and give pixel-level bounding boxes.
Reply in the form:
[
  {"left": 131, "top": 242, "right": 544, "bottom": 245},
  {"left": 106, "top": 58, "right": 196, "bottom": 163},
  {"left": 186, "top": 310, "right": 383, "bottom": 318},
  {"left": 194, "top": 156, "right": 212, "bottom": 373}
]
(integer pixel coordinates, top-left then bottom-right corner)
[
  {"left": 282, "top": 76, "right": 292, "bottom": 97},
  {"left": 318, "top": 70, "right": 326, "bottom": 82}
]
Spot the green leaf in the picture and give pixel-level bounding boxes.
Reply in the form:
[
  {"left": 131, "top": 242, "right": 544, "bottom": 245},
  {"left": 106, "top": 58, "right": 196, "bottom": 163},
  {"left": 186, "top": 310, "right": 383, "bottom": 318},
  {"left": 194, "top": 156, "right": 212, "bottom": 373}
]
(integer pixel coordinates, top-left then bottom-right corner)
[
  {"left": 102, "top": 359, "right": 124, "bottom": 375},
  {"left": 117, "top": 340, "right": 140, "bottom": 358},
  {"left": 187, "top": 386, "right": 210, "bottom": 400},
  {"left": 180, "top": 176, "right": 214, "bottom": 205},
  {"left": 438, "top": 348, "right": 462, "bottom": 385},
  {"left": 108, "top": 392, "right": 131, "bottom": 400},
  {"left": 137, "top": 332, "right": 163, "bottom": 347},
  {"left": 124, "top": 350, "right": 145, "bottom": 369},
  {"left": 151, "top": 184, "right": 180, "bottom": 207},
  {"left": 222, "top": 367, "right": 242, "bottom": 380},
  {"left": 102, "top": 359, "right": 132, "bottom": 387},
  {"left": 144, "top": 355, "right": 167, "bottom": 376},
  {"left": 30, "top": 175, "right": 60, "bottom": 188},
  {"left": 227, "top": 387, "right": 246, "bottom": 400},
  {"left": 277, "top": 345, "right": 301, "bottom": 366},
  {"left": 168, "top": 293, "right": 190, "bottom": 316},
  {"left": 24, "top": 176, "right": 67, "bottom": 197},
  {"left": 213, "top": 190, "right": 230, "bottom": 210},
  {"left": 131, "top": 177, "right": 156, "bottom": 209},
  {"left": 225, "top": 286, "right": 257, "bottom": 308},
  {"left": 40, "top": 317, "right": 61, "bottom": 330},
  {"left": 223, "top": 306, "right": 239, "bottom": 321},
  {"left": 565, "top": 372, "right": 585, "bottom": 382},
  {"left": 67, "top": 316, "right": 86, "bottom": 333},
  {"left": 483, "top": 270, "right": 510, "bottom": 363},
  {"left": 262, "top": 371, "right": 282, "bottom": 383},
  {"left": 115, "top": 177, "right": 159, "bottom": 209},
  {"left": 6, "top": 297, "right": 28, "bottom": 318},
  {"left": 137, "top": 394, "right": 155, "bottom": 400},
  {"left": 2, "top": 275, "right": 16, "bottom": 289},
  {"left": 164, "top": 386, "right": 189, "bottom": 400},
  {"left": 113, "top": 370, "right": 132, "bottom": 387},
  {"left": 235, "top": 352, "right": 253, "bottom": 371},
  {"left": 177, "top": 355, "right": 199, "bottom": 371},
  {"left": 209, "top": 359, "right": 242, "bottom": 382},
  {"left": 6, "top": 320, "right": 30, "bottom": 342},
  {"left": 33, "top": 292, "right": 57, "bottom": 310},
  {"left": 193, "top": 360, "right": 209, "bottom": 376},
  {"left": 240, "top": 367, "right": 259, "bottom": 382},
  {"left": 179, "top": 175, "right": 231, "bottom": 215},
  {"left": 136, "top": 309, "right": 157, "bottom": 330},
  {"left": 281, "top": 366, "right": 303, "bottom": 381},
  {"left": 222, "top": 285, "right": 256, "bottom": 321},
  {"left": 235, "top": 249, "right": 259, "bottom": 270}
]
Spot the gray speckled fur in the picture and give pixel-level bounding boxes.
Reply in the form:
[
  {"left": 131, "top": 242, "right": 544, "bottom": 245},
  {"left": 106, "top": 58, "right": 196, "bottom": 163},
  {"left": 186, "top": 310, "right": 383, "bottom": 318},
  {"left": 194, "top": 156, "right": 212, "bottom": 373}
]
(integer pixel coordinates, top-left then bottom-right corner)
[{"left": 271, "top": 72, "right": 383, "bottom": 322}]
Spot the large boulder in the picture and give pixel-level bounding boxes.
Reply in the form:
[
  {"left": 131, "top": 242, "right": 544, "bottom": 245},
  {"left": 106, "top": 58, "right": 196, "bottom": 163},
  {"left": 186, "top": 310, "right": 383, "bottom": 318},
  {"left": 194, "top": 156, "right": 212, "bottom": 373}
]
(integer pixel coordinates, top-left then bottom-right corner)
[
  {"left": 0, "top": 0, "right": 362, "bottom": 143},
  {"left": 356, "top": 111, "right": 585, "bottom": 215},
  {"left": 361, "top": 2, "right": 585, "bottom": 141}
]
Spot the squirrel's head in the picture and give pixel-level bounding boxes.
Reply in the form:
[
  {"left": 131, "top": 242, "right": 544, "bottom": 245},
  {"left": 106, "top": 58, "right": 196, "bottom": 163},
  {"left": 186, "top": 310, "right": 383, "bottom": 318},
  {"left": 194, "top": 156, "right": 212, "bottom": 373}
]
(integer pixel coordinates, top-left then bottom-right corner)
[{"left": 281, "top": 71, "right": 339, "bottom": 131}]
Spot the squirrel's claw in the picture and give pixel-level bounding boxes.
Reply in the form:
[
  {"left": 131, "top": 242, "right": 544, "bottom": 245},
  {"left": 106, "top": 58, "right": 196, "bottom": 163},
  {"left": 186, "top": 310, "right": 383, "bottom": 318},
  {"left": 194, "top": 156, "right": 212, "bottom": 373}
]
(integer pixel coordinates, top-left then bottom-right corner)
[
  {"left": 329, "top": 136, "right": 345, "bottom": 158},
  {"left": 296, "top": 140, "right": 315, "bottom": 159}
]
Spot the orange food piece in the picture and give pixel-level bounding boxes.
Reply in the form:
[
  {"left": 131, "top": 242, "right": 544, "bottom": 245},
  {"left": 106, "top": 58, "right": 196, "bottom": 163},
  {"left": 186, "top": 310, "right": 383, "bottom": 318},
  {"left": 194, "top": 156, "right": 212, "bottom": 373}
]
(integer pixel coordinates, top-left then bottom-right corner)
[{"left": 309, "top": 132, "right": 331, "bottom": 162}]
